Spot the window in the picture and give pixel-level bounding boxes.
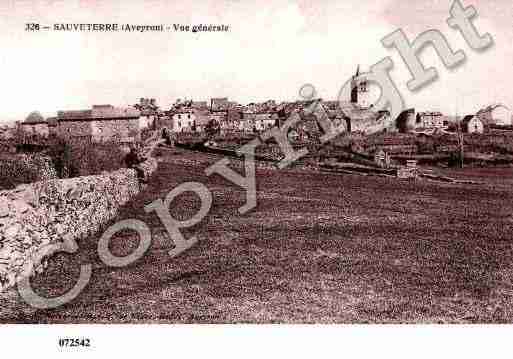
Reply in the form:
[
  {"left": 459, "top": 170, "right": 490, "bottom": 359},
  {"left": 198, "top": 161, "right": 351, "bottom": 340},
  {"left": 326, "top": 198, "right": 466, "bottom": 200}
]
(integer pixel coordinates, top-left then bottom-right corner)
[
  {"left": 188, "top": 114, "right": 191, "bottom": 119},
  {"left": 178, "top": 114, "right": 181, "bottom": 119}
]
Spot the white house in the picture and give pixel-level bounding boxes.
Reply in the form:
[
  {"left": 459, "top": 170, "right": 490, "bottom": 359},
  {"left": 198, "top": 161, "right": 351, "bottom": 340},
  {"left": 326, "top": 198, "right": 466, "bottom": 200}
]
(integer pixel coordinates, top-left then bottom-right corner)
[
  {"left": 461, "top": 115, "right": 484, "bottom": 134},
  {"left": 417, "top": 111, "right": 444, "bottom": 129},
  {"left": 171, "top": 111, "right": 196, "bottom": 132}
]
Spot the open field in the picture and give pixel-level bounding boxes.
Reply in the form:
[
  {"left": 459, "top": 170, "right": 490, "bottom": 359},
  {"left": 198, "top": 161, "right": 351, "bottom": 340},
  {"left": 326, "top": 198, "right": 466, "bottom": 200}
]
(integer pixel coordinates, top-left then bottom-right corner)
[{"left": 3, "top": 148, "right": 513, "bottom": 323}]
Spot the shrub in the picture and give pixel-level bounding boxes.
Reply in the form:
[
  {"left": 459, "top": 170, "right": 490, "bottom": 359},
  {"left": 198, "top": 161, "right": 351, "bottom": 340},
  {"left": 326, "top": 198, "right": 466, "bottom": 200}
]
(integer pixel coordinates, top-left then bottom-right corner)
[{"left": 47, "top": 139, "right": 126, "bottom": 178}]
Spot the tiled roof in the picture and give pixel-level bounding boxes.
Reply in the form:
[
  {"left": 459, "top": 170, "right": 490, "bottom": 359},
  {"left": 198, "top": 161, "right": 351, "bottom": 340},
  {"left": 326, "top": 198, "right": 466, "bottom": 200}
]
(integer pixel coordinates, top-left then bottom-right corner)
[{"left": 58, "top": 106, "right": 140, "bottom": 121}]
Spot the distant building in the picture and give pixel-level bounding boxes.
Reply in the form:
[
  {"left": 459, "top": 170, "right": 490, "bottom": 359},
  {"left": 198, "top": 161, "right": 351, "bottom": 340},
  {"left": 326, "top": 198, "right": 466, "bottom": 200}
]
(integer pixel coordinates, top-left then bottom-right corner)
[
  {"left": 374, "top": 149, "right": 391, "bottom": 168},
  {"left": 461, "top": 115, "right": 484, "bottom": 134},
  {"left": 209, "top": 111, "right": 227, "bottom": 126},
  {"left": 241, "top": 112, "right": 277, "bottom": 132},
  {"left": 417, "top": 111, "right": 444, "bottom": 129},
  {"left": 170, "top": 110, "right": 196, "bottom": 132},
  {"left": 338, "top": 102, "right": 391, "bottom": 134},
  {"left": 254, "top": 112, "right": 278, "bottom": 131},
  {"left": 57, "top": 105, "right": 141, "bottom": 142},
  {"left": 0, "top": 125, "right": 15, "bottom": 141},
  {"left": 218, "top": 110, "right": 243, "bottom": 133},
  {"left": 323, "top": 100, "right": 341, "bottom": 111},
  {"left": 476, "top": 104, "right": 512, "bottom": 126},
  {"left": 191, "top": 101, "right": 208, "bottom": 109},
  {"left": 210, "top": 97, "right": 229, "bottom": 111}
]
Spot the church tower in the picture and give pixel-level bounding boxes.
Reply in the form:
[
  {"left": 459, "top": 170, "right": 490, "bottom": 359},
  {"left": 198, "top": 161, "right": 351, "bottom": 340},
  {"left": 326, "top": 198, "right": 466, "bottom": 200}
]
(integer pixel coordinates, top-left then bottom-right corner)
[{"left": 350, "top": 65, "right": 371, "bottom": 109}]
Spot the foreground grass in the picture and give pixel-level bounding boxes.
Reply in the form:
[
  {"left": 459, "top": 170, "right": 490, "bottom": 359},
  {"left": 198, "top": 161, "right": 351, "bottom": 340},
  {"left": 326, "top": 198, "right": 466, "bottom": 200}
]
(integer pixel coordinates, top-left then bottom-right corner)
[{"left": 3, "top": 149, "right": 513, "bottom": 323}]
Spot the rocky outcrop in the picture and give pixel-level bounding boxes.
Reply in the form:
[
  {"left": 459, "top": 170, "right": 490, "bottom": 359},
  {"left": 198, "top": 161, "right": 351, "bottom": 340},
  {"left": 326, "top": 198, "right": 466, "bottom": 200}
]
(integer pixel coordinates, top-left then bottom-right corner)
[{"left": 0, "top": 155, "right": 158, "bottom": 293}]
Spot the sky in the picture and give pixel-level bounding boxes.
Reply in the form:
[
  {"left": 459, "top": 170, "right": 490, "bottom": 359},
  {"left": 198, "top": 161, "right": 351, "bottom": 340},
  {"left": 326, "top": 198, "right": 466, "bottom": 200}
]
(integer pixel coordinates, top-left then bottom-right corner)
[{"left": 0, "top": 0, "right": 511, "bottom": 123}]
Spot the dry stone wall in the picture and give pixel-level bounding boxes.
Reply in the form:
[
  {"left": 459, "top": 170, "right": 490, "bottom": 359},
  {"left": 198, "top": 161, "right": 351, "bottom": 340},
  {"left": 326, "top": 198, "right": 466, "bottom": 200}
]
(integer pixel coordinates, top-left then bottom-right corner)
[{"left": 0, "top": 156, "right": 158, "bottom": 294}]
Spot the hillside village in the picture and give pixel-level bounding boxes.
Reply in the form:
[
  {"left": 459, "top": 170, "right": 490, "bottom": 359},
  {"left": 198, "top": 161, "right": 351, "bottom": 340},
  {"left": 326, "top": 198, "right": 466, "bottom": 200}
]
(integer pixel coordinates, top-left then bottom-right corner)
[
  {"left": 1, "top": 67, "right": 513, "bottom": 184},
  {"left": 5, "top": 67, "right": 512, "bottom": 145}
]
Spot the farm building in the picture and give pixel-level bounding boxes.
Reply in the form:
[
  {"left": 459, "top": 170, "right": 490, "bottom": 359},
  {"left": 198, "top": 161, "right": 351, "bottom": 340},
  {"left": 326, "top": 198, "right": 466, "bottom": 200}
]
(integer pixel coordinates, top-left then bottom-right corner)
[
  {"left": 461, "top": 115, "right": 484, "bottom": 134},
  {"left": 57, "top": 105, "right": 141, "bottom": 142},
  {"left": 476, "top": 104, "right": 512, "bottom": 126}
]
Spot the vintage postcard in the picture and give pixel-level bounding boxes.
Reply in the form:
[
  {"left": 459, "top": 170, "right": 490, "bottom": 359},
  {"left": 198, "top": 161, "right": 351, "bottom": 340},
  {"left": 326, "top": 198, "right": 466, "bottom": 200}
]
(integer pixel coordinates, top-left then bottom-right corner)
[{"left": 0, "top": 0, "right": 512, "bottom": 356}]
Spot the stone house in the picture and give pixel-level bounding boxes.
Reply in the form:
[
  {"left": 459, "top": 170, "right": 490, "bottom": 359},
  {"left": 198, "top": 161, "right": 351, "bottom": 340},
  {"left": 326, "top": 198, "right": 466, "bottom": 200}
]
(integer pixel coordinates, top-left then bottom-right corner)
[{"left": 57, "top": 105, "right": 141, "bottom": 142}]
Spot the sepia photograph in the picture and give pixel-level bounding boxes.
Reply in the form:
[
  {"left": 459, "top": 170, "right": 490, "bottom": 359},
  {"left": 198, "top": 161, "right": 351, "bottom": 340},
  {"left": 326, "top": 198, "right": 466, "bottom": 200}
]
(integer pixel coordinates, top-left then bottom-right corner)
[{"left": 0, "top": 0, "right": 512, "bottom": 356}]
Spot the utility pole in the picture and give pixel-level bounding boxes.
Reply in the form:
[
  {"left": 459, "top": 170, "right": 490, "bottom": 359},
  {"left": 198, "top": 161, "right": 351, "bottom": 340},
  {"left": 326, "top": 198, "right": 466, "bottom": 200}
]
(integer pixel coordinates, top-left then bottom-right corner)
[{"left": 455, "top": 108, "right": 464, "bottom": 168}]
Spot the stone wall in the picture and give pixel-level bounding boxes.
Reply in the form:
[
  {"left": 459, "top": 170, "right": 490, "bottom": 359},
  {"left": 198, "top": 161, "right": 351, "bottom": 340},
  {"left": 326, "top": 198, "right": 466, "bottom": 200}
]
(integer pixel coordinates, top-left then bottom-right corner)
[
  {"left": 0, "top": 156, "right": 158, "bottom": 293},
  {"left": 59, "top": 120, "right": 93, "bottom": 137},
  {"left": 92, "top": 118, "right": 140, "bottom": 140}
]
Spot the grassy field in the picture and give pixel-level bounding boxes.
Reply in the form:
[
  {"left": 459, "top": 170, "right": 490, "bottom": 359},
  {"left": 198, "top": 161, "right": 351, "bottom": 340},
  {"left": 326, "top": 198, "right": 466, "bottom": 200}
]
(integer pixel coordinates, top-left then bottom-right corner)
[{"left": 3, "top": 148, "right": 513, "bottom": 323}]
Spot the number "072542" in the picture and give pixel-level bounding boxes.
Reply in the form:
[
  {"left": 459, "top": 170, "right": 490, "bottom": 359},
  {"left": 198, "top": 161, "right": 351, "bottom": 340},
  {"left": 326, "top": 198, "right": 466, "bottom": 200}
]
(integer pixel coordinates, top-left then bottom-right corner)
[{"left": 58, "top": 338, "right": 91, "bottom": 348}]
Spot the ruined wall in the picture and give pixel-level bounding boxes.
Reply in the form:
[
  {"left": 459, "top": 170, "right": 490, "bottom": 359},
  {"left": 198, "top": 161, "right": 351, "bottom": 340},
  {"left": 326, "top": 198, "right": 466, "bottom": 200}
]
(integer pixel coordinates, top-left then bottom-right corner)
[{"left": 0, "top": 156, "right": 158, "bottom": 293}]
